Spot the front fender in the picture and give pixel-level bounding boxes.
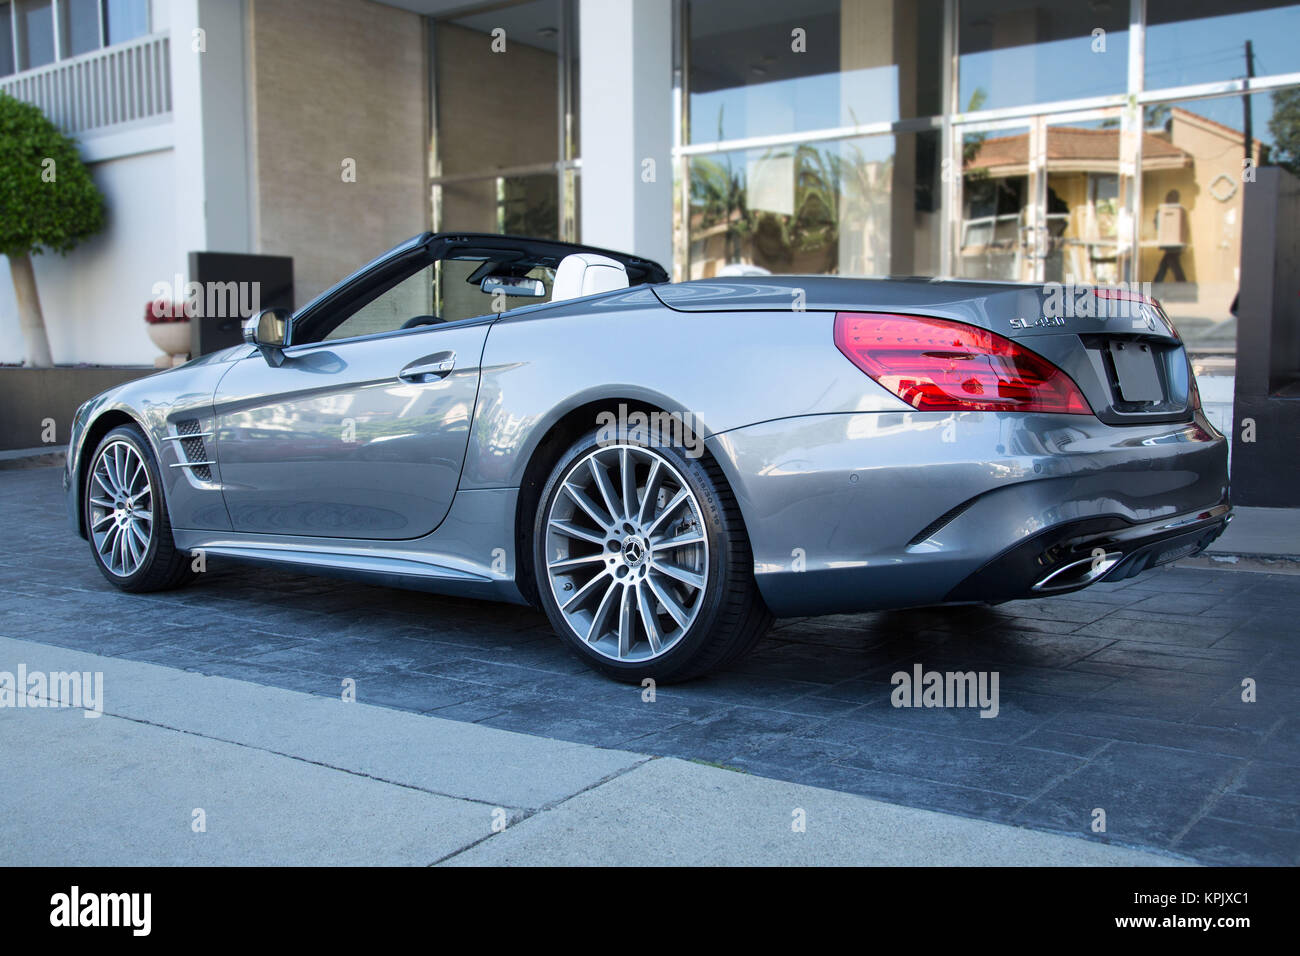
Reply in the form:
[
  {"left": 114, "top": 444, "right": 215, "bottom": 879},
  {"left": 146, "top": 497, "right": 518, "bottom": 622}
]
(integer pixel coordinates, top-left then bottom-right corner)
[{"left": 65, "top": 360, "right": 236, "bottom": 538}]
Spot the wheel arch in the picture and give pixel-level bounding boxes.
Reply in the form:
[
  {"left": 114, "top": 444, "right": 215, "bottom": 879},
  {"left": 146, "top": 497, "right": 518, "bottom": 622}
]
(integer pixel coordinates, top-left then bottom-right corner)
[
  {"left": 512, "top": 396, "right": 737, "bottom": 608},
  {"left": 74, "top": 409, "right": 147, "bottom": 538}
]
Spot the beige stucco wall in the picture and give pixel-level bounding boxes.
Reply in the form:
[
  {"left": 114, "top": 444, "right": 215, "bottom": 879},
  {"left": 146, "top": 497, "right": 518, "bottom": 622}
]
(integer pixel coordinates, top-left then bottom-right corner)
[{"left": 247, "top": 0, "right": 428, "bottom": 309}]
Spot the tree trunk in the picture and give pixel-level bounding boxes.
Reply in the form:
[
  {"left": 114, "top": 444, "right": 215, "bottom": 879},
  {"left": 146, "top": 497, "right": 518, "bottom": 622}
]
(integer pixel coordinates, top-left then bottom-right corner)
[{"left": 9, "top": 252, "right": 54, "bottom": 367}]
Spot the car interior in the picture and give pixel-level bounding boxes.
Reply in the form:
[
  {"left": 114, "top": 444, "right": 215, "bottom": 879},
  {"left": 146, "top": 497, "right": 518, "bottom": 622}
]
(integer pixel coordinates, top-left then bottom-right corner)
[{"left": 319, "top": 251, "right": 632, "bottom": 344}]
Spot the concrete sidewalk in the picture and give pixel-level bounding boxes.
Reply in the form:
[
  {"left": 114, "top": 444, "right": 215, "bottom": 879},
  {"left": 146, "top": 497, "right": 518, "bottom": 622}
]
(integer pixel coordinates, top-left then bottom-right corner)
[
  {"left": 0, "top": 636, "right": 1186, "bottom": 866},
  {"left": 1206, "top": 506, "right": 1300, "bottom": 560}
]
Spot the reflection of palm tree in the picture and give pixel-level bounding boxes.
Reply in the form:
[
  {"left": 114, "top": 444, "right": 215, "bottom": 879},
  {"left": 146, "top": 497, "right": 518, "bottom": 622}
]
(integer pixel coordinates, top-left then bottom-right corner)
[
  {"left": 691, "top": 142, "right": 847, "bottom": 272},
  {"left": 835, "top": 142, "right": 894, "bottom": 275},
  {"left": 793, "top": 146, "right": 838, "bottom": 253},
  {"left": 690, "top": 154, "right": 751, "bottom": 263},
  {"left": 1145, "top": 103, "right": 1172, "bottom": 132},
  {"left": 750, "top": 144, "right": 841, "bottom": 271},
  {"left": 962, "top": 88, "right": 990, "bottom": 178},
  {"left": 689, "top": 105, "right": 754, "bottom": 263}
]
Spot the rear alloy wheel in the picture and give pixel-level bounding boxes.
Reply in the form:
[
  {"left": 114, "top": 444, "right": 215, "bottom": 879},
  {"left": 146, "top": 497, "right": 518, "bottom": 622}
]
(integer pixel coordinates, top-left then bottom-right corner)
[
  {"left": 534, "top": 430, "right": 772, "bottom": 682},
  {"left": 85, "top": 425, "right": 195, "bottom": 592}
]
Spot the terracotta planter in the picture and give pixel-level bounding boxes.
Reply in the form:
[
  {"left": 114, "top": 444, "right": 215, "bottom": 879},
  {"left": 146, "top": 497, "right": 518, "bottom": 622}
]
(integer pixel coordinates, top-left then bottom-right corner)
[{"left": 146, "top": 320, "right": 191, "bottom": 368}]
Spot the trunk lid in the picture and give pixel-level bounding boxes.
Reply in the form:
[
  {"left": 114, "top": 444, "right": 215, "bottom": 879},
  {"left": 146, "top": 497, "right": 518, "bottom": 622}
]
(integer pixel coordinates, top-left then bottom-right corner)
[{"left": 652, "top": 277, "right": 1195, "bottom": 425}]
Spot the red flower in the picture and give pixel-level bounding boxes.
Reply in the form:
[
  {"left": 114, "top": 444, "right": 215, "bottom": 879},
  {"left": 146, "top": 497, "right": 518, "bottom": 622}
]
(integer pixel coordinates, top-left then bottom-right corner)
[{"left": 144, "top": 300, "right": 192, "bottom": 325}]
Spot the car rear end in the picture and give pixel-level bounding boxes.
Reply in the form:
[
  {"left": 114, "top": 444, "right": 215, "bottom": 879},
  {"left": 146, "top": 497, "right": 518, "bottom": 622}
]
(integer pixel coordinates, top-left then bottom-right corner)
[{"left": 658, "top": 277, "right": 1230, "bottom": 616}]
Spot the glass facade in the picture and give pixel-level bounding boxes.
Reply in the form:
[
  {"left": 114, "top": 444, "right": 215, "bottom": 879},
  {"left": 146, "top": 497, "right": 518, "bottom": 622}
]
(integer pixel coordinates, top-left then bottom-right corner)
[
  {"left": 687, "top": 129, "right": 942, "bottom": 279},
  {"left": 676, "top": 0, "right": 1300, "bottom": 357},
  {"left": 1136, "top": 91, "right": 1286, "bottom": 351},
  {"left": 1145, "top": 0, "right": 1300, "bottom": 89},
  {"left": 958, "top": 0, "right": 1129, "bottom": 112},
  {"left": 429, "top": 0, "right": 579, "bottom": 242},
  {"left": 687, "top": 0, "right": 943, "bottom": 143},
  {"left": 420, "top": 0, "right": 1300, "bottom": 357}
]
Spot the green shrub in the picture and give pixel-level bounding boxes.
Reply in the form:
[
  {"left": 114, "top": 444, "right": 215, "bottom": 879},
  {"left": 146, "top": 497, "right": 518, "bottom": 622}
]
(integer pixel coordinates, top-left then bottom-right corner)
[{"left": 0, "top": 92, "right": 105, "bottom": 259}]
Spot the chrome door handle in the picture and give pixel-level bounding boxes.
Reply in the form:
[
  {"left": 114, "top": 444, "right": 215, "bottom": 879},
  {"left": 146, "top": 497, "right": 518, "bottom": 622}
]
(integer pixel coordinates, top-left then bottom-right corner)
[{"left": 399, "top": 355, "right": 455, "bottom": 382}]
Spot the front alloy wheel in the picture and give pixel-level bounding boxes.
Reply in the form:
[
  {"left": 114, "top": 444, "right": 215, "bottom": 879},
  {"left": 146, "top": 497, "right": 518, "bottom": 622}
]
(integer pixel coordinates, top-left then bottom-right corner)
[
  {"left": 89, "top": 438, "right": 154, "bottom": 577},
  {"left": 84, "top": 424, "right": 195, "bottom": 592}
]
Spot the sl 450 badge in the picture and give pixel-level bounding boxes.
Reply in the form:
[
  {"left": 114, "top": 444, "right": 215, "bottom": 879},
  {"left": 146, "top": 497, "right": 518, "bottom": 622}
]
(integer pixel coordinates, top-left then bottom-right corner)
[{"left": 1010, "top": 316, "right": 1066, "bottom": 329}]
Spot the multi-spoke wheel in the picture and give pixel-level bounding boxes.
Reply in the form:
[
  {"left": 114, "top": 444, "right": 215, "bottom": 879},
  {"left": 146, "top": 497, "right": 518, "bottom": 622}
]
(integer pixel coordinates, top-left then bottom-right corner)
[
  {"left": 533, "top": 427, "right": 772, "bottom": 682},
  {"left": 89, "top": 438, "right": 154, "bottom": 577},
  {"left": 84, "top": 425, "right": 194, "bottom": 592},
  {"left": 545, "top": 443, "right": 709, "bottom": 663}
]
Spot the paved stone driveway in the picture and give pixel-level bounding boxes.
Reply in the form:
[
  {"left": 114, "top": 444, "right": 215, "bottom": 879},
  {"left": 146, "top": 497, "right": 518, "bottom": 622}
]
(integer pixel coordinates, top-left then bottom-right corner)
[{"left": 3, "top": 465, "right": 1297, "bottom": 865}]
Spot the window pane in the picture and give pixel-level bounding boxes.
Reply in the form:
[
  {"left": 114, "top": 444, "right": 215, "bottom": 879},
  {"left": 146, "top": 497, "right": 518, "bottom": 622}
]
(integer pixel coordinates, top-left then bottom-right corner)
[
  {"left": 1146, "top": 1, "right": 1300, "bottom": 90},
  {"left": 958, "top": 0, "right": 1129, "bottom": 112},
  {"left": 0, "top": 4, "right": 14, "bottom": 77},
  {"left": 436, "top": 258, "right": 555, "bottom": 325},
  {"left": 436, "top": 173, "right": 560, "bottom": 239},
  {"left": 959, "top": 127, "right": 1031, "bottom": 280},
  {"left": 433, "top": 0, "right": 561, "bottom": 177},
  {"left": 17, "top": 0, "right": 55, "bottom": 70},
  {"left": 687, "top": 130, "right": 942, "bottom": 277},
  {"left": 687, "top": 0, "right": 944, "bottom": 144},
  {"left": 1138, "top": 92, "right": 1285, "bottom": 354},
  {"left": 104, "top": 0, "right": 148, "bottom": 45},
  {"left": 326, "top": 265, "right": 439, "bottom": 341},
  {"left": 1044, "top": 120, "right": 1126, "bottom": 286},
  {"left": 62, "top": 0, "right": 100, "bottom": 56}
]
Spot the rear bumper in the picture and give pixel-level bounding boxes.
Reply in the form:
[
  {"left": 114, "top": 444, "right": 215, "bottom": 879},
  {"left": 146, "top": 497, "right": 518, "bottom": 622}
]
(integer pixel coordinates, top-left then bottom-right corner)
[
  {"left": 706, "top": 409, "right": 1230, "bottom": 616},
  {"left": 943, "top": 503, "right": 1230, "bottom": 604}
]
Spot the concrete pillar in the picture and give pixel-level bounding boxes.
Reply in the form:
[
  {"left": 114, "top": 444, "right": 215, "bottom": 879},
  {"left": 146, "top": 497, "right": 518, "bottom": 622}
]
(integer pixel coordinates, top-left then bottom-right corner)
[
  {"left": 169, "top": 0, "right": 252, "bottom": 282},
  {"left": 578, "top": 0, "right": 672, "bottom": 269}
]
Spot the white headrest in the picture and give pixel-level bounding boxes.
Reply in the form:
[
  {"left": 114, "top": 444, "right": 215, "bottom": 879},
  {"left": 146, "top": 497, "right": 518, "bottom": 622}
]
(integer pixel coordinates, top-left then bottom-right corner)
[{"left": 551, "top": 253, "right": 629, "bottom": 302}]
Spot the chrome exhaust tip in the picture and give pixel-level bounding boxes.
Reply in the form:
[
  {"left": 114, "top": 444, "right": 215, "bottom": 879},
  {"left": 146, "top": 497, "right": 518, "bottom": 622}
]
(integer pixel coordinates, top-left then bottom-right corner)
[{"left": 1031, "top": 551, "right": 1123, "bottom": 593}]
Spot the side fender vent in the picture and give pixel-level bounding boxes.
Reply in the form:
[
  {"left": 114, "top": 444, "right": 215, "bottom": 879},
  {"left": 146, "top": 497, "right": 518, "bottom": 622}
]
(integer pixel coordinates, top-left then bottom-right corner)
[{"left": 175, "top": 419, "right": 213, "bottom": 482}]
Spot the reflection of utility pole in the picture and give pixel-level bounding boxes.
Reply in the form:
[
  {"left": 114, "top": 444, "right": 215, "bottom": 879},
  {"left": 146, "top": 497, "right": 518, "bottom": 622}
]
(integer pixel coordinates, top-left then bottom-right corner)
[{"left": 1244, "top": 40, "right": 1255, "bottom": 165}]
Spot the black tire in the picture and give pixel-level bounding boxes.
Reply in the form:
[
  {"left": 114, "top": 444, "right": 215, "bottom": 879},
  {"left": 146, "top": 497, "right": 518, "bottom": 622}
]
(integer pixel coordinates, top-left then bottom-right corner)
[
  {"left": 532, "top": 424, "right": 772, "bottom": 683},
  {"left": 84, "top": 424, "right": 196, "bottom": 593}
]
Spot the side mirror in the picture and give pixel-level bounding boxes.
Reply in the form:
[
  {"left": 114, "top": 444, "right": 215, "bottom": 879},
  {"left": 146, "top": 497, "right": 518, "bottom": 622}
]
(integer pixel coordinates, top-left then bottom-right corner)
[{"left": 243, "top": 307, "right": 291, "bottom": 367}]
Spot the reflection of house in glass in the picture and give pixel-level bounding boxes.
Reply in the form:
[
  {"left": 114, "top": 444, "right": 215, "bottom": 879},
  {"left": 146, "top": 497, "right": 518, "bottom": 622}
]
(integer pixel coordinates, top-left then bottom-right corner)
[
  {"left": 961, "top": 109, "right": 1262, "bottom": 348},
  {"left": 1141, "top": 109, "right": 1264, "bottom": 348}
]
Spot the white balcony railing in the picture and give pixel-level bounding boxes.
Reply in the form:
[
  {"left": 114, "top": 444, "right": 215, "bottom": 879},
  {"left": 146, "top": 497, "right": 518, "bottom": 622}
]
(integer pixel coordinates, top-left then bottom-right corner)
[{"left": 0, "top": 33, "right": 171, "bottom": 136}]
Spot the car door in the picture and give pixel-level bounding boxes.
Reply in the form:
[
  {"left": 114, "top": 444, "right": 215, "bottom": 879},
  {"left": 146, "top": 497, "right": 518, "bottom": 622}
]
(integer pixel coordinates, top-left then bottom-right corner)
[{"left": 212, "top": 245, "right": 490, "bottom": 539}]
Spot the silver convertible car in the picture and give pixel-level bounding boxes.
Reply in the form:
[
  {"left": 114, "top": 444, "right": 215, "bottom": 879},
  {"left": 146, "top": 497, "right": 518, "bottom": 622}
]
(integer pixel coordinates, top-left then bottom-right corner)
[{"left": 65, "top": 232, "right": 1230, "bottom": 681}]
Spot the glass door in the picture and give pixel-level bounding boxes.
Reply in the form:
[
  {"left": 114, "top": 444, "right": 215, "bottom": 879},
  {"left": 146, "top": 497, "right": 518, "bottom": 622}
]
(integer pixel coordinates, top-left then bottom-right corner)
[
  {"left": 428, "top": 0, "right": 579, "bottom": 242},
  {"left": 1041, "top": 108, "right": 1132, "bottom": 288},
  {"left": 955, "top": 121, "right": 1033, "bottom": 281},
  {"left": 955, "top": 109, "right": 1135, "bottom": 286}
]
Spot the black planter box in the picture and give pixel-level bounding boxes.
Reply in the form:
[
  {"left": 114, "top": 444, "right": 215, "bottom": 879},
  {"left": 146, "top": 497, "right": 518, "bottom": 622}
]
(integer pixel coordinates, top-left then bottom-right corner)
[{"left": 0, "top": 366, "right": 153, "bottom": 452}]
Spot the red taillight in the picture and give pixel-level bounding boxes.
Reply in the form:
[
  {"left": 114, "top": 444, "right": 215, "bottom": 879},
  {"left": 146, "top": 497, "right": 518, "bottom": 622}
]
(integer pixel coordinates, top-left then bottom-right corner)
[{"left": 833, "top": 312, "right": 1093, "bottom": 415}]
